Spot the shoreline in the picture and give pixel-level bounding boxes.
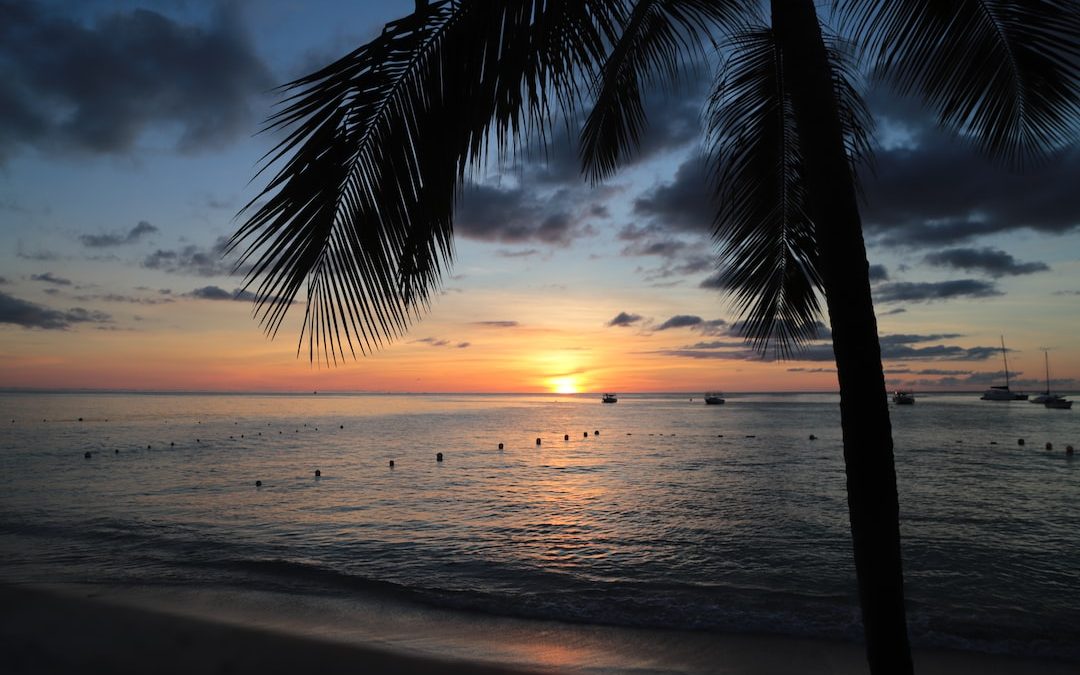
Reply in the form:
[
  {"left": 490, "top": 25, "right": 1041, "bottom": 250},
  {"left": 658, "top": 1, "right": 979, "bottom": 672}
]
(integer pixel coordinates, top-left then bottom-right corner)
[{"left": 2, "top": 583, "right": 1077, "bottom": 674}]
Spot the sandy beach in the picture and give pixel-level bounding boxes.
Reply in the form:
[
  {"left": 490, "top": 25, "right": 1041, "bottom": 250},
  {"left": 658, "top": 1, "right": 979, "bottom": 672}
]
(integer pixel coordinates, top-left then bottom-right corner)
[{"left": 2, "top": 584, "right": 1077, "bottom": 674}]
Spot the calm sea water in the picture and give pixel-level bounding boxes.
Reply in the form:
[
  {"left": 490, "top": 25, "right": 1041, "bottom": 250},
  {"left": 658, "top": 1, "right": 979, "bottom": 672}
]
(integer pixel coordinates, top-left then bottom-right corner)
[{"left": 0, "top": 392, "right": 1077, "bottom": 661}]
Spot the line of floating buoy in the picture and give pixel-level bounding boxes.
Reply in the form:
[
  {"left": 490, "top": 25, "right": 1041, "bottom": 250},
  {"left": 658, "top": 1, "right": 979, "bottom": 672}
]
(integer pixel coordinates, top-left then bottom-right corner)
[
  {"left": 255, "top": 480, "right": 262, "bottom": 487},
  {"left": 436, "top": 452, "right": 443, "bottom": 462},
  {"left": 498, "top": 442, "right": 504, "bottom": 450},
  {"left": 1046, "top": 442, "right": 1053, "bottom": 450},
  {"left": 808, "top": 434, "right": 817, "bottom": 440},
  {"left": 389, "top": 460, "right": 395, "bottom": 467},
  {"left": 84, "top": 451, "right": 92, "bottom": 459},
  {"left": 536, "top": 438, "right": 541, "bottom": 446},
  {"left": 314, "top": 469, "right": 321, "bottom": 477},
  {"left": 564, "top": 434, "right": 569, "bottom": 441},
  {"left": 1018, "top": 438, "right": 1025, "bottom": 446}
]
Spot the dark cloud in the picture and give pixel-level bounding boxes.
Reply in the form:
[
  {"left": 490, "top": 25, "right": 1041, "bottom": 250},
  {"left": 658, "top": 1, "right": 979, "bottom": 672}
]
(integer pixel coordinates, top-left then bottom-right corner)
[
  {"left": 143, "top": 237, "right": 243, "bottom": 277},
  {"left": 413, "top": 336, "right": 468, "bottom": 348},
  {"left": 874, "top": 279, "right": 1002, "bottom": 303},
  {"left": 868, "top": 264, "right": 889, "bottom": 282},
  {"left": 922, "top": 247, "right": 1050, "bottom": 277},
  {"left": 859, "top": 91, "right": 1080, "bottom": 249},
  {"left": 455, "top": 184, "right": 580, "bottom": 245},
  {"left": 632, "top": 157, "right": 714, "bottom": 235},
  {"left": 0, "top": 276, "right": 7, "bottom": 284},
  {"left": 0, "top": 3, "right": 273, "bottom": 161},
  {"left": 186, "top": 285, "right": 256, "bottom": 302},
  {"left": 878, "top": 333, "right": 963, "bottom": 346},
  {"left": 30, "top": 272, "right": 72, "bottom": 286},
  {"left": 656, "top": 314, "right": 703, "bottom": 330},
  {"left": 73, "top": 293, "right": 173, "bottom": 305},
  {"left": 0, "top": 290, "right": 110, "bottom": 329},
  {"left": 472, "top": 321, "right": 518, "bottom": 328},
  {"left": 607, "top": 312, "right": 643, "bottom": 327},
  {"left": 880, "top": 307, "right": 907, "bottom": 315},
  {"left": 881, "top": 344, "right": 1000, "bottom": 361},
  {"left": 79, "top": 220, "right": 158, "bottom": 248}
]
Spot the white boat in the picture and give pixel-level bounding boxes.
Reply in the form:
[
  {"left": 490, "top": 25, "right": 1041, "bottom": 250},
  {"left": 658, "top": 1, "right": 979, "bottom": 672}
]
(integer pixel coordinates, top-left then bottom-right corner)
[
  {"left": 704, "top": 393, "right": 725, "bottom": 405},
  {"left": 980, "top": 336, "right": 1028, "bottom": 401},
  {"left": 601, "top": 393, "right": 617, "bottom": 403},
  {"left": 892, "top": 391, "right": 915, "bottom": 405}
]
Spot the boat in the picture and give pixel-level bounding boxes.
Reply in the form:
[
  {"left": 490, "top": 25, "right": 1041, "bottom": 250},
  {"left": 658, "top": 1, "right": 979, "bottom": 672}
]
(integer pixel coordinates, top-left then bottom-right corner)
[
  {"left": 704, "top": 393, "right": 725, "bottom": 405},
  {"left": 980, "top": 336, "right": 1028, "bottom": 401},
  {"left": 892, "top": 391, "right": 915, "bottom": 405},
  {"left": 1031, "top": 351, "right": 1055, "bottom": 404},
  {"left": 1044, "top": 395, "right": 1072, "bottom": 409},
  {"left": 601, "top": 393, "right": 617, "bottom": 403}
]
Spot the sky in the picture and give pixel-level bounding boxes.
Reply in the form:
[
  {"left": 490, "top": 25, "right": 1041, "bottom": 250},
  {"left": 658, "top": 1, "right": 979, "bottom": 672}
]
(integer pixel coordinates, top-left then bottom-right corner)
[{"left": 1, "top": 0, "right": 1077, "bottom": 394}]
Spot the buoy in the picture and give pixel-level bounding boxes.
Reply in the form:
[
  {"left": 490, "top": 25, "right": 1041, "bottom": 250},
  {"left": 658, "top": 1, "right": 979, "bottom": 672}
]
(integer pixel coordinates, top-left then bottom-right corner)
[
  {"left": 584, "top": 432, "right": 589, "bottom": 438},
  {"left": 955, "top": 440, "right": 963, "bottom": 444},
  {"left": 147, "top": 445, "right": 151, "bottom": 449},
  {"left": 718, "top": 434, "right": 724, "bottom": 438},
  {"left": 197, "top": 439, "right": 200, "bottom": 443},
  {"left": 594, "top": 430, "right": 599, "bottom": 436},
  {"left": 114, "top": 449, "right": 118, "bottom": 454},
  {"left": 78, "top": 417, "right": 83, "bottom": 422},
  {"left": 989, "top": 441, "right": 997, "bottom": 445},
  {"left": 498, "top": 442, "right": 504, "bottom": 450},
  {"left": 1018, "top": 438, "right": 1025, "bottom": 446},
  {"left": 170, "top": 442, "right": 174, "bottom": 446},
  {"left": 536, "top": 438, "right": 541, "bottom": 446},
  {"left": 315, "top": 469, "right": 321, "bottom": 477},
  {"left": 340, "top": 425, "right": 344, "bottom": 429},
  {"left": 389, "top": 460, "right": 395, "bottom": 467},
  {"left": 84, "top": 451, "right": 92, "bottom": 458},
  {"left": 745, "top": 435, "right": 755, "bottom": 438},
  {"left": 1045, "top": 442, "right": 1053, "bottom": 450},
  {"left": 255, "top": 480, "right": 262, "bottom": 487},
  {"left": 241, "top": 434, "right": 244, "bottom": 438},
  {"left": 436, "top": 452, "right": 443, "bottom": 462},
  {"left": 808, "top": 434, "right": 817, "bottom": 440},
  {"left": 1066, "top": 445, "right": 1074, "bottom": 455}
]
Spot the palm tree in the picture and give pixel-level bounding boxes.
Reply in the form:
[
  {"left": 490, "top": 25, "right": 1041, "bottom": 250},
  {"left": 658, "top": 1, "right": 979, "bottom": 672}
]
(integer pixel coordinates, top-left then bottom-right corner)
[{"left": 230, "top": 1, "right": 1077, "bottom": 672}]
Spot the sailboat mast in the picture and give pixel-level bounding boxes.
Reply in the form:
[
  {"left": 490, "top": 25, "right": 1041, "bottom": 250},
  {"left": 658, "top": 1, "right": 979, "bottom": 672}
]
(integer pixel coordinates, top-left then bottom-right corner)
[
  {"left": 1001, "top": 336, "right": 1010, "bottom": 389},
  {"left": 1045, "top": 351, "right": 1050, "bottom": 395}
]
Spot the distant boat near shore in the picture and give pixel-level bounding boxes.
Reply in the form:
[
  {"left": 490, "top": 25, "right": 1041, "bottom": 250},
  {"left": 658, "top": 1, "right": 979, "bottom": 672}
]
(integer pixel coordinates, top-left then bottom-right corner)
[
  {"left": 703, "top": 393, "right": 725, "bottom": 405},
  {"left": 892, "top": 391, "right": 915, "bottom": 405},
  {"left": 601, "top": 393, "right": 617, "bottom": 403},
  {"left": 981, "top": 336, "right": 1028, "bottom": 401},
  {"left": 1032, "top": 352, "right": 1070, "bottom": 408},
  {"left": 1044, "top": 396, "right": 1072, "bottom": 409}
]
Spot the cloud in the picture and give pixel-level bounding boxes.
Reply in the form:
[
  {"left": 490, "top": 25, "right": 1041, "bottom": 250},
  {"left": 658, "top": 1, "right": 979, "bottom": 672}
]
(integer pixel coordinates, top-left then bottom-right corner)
[
  {"left": 185, "top": 285, "right": 256, "bottom": 302},
  {"left": 412, "top": 336, "right": 468, "bottom": 348},
  {"left": 472, "top": 320, "right": 518, "bottom": 328},
  {"left": 0, "top": 291, "right": 110, "bottom": 329},
  {"left": 632, "top": 157, "right": 715, "bottom": 236},
  {"left": 858, "top": 91, "right": 1080, "bottom": 249},
  {"left": 0, "top": 3, "right": 273, "bottom": 161},
  {"left": 922, "top": 247, "right": 1050, "bottom": 277},
  {"left": 455, "top": 184, "right": 583, "bottom": 245},
  {"left": 656, "top": 314, "right": 703, "bottom": 330},
  {"left": 79, "top": 220, "right": 158, "bottom": 248},
  {"left": 0, "top": 276, "right": 7, "bottom": 284},
  {"left": 874, "top": 279, "right": 1002, "bottom": 303},
  {"left": 143, "top": 237, "right": 243, "bottom": 277},
  {"left": 607, "top": 312, "right": 643, "bottom": 327},
  {"left": 868, "top": 264, "right": 889, "bottom": 282},
  {"left": 30, "top": 272, "right": 72, "bottom": 286}
]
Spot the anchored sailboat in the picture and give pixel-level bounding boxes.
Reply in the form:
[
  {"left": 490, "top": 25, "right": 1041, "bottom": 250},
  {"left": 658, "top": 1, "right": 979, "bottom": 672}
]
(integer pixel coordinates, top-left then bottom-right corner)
[{"left": 980, "top": 336, "right": 1028, "bottom": 401}]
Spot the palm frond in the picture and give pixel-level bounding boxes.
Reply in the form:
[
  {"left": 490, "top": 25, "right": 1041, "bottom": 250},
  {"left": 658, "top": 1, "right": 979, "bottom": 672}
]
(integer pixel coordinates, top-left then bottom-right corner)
[
  {"left": 231, "top": 1, "right": 619, "bottom": 363},
  {"left": 579, "top": 0, "right": 745, "bottom": 183},
  {"left": 838, "top": 0, "right": 1080, "bottom": 168},
  {"left": 707, "top": 27, "right": 820, "bottom": 359}
]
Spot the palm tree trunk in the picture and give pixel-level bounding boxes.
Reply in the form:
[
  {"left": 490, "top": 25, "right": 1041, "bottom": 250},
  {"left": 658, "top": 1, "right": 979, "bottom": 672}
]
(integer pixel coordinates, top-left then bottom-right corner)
[{"left": 770, "top": 1, "right": 913, "bottom": 673}]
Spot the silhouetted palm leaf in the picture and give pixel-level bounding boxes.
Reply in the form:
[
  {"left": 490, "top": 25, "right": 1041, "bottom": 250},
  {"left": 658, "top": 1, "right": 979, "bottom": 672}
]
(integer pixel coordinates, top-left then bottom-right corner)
[
  {"left": 839, "top": 0, "right": 1080, "bottom": 168},
  {"left": 579, "top": 0, "right": 744, "bottom": 182},
  {"left": 231, "top": 1, "right": 620, "bottom": 363},
  {"left": 706, "top": 26, "right": 872, "bottom": 358}
]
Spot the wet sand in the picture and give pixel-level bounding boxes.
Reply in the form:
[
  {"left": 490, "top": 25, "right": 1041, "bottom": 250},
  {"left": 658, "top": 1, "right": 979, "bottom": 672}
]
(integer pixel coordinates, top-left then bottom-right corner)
[{"left": 1, "top": 584, "right": 1076, "bottom": 674}]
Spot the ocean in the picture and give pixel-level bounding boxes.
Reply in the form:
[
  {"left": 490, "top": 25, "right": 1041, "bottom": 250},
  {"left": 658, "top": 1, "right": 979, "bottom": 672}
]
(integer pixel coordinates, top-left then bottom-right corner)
[{"left": 1, "top": 392, "right": 1077, "bottom": 662}]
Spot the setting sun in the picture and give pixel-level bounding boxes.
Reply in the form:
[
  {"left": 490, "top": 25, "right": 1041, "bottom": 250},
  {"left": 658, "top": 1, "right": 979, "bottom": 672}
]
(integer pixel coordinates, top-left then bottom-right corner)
[{"left": 550, "top": 376, "right": 579, "bottom": 394}]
